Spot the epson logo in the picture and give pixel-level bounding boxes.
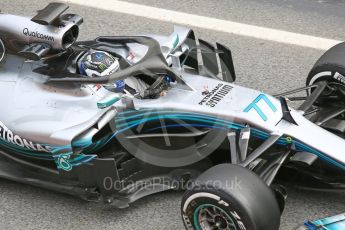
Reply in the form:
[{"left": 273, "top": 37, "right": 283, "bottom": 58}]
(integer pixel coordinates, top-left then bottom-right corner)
[{"left": 23, "top": 28, "right": 54, "bottom": 42}]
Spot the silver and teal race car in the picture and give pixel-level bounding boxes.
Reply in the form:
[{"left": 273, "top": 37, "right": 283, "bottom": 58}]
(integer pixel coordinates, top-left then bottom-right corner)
[{"left": 0, "top": 2, "right": 344, "bottom": 230}]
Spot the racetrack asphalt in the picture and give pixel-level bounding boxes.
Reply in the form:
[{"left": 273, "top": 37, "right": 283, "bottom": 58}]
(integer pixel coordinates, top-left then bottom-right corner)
[{"left": 0, "top": 0, "right": 344, "bottom": 229}]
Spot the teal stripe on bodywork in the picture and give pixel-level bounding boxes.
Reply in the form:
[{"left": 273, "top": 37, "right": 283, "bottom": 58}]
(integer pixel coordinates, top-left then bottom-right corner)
[
  {"left": 0, "top": 109, "right": 344, "bottom": 171},
  {"left": 113, "top": 110, "right": 345, "bottom": 171},
  {"left": 305, "top": 213, "right": 345, "bottom": 230}
]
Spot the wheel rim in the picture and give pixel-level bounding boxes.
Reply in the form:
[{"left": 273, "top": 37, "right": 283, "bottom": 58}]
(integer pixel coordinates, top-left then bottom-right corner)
[{"left": 193, "top": 204, "right": 237, "bottom": 230}]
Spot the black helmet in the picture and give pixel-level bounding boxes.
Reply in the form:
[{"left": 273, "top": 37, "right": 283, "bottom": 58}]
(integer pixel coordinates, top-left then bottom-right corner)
[{"left": 79, "top": 50, "right": 119, "bottom": 77}]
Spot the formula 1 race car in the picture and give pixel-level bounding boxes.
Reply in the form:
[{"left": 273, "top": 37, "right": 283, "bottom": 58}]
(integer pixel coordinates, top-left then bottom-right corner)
[{"left": 0, "top": 2, "right": 344, "bottom": 230}]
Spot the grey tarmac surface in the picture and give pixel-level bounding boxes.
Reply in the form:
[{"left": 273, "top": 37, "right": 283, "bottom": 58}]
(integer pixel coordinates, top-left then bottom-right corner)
[{"left": 0, "top": 0, "right": 344, "bottom": 229}]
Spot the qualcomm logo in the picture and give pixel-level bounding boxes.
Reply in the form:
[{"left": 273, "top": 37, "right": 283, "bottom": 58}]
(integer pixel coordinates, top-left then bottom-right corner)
[
  {"left": 243, "top": 94, "right": 277, "bottom": 121},
  {"left": 23, "top": 28, "right": 55, "bottom": 42}
]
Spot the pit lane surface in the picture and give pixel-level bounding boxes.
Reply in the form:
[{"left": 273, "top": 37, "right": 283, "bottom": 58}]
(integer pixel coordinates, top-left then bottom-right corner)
[{"left": 0, "top": 0, "right": 345, "bottom": 229}]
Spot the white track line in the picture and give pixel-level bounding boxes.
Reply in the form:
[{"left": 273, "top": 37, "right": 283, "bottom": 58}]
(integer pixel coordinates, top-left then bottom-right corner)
[{"left": 65, "top": 0, "right": 342, "bottom": 50}]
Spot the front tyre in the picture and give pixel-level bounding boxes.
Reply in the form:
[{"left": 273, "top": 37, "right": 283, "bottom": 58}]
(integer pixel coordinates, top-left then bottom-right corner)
[{"left": 181, "top": 164, "right": 281, "bottom": 230}]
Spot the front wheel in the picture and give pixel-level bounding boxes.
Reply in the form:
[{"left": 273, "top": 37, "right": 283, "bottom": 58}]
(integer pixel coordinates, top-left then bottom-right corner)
[{"left": 181, "top": 164, "right": 281, "bottom": 230}]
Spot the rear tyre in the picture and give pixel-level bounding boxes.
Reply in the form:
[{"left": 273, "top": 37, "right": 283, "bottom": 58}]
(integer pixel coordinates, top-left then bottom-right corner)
[
  {"left": 307, "top": 42, "right": 345, "bottom": 87},
  {"left": 306, "top": 42, "right": 345, "bottom": 115},
  {"left": 181, "top": 164, "right": 281, "bottom": 230}
]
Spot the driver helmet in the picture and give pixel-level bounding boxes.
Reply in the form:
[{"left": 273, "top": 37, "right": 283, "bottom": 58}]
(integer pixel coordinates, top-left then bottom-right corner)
[{"left": 79, "top": 50, "right": 120, "bottom": 77}]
